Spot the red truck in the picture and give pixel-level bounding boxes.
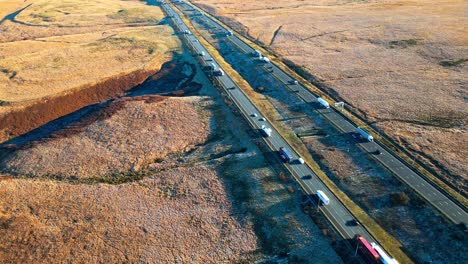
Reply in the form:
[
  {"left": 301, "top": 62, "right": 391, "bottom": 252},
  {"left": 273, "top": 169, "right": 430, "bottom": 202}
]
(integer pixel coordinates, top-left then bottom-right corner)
[{"left": 354, "top": 234, "right": 380, "bottom": 263}]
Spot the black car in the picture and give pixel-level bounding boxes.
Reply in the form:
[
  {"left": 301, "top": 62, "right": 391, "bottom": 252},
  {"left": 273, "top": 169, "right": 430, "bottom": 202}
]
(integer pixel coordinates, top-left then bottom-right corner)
[
  {"left": 346, "top": 219, "right": 360, "bottom": 226},
  {"left": 302, "top": 175, "right": 312, "bottom": 180}
]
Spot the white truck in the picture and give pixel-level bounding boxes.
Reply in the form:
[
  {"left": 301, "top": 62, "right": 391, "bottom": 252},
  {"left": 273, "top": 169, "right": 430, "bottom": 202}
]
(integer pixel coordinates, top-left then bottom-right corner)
[
  {"left": 260, "top": 56, "right": 270, "bottom": 63},
  {"left": 356, "top": 127, "right": 374, "bottom": 142},
  {"left": 209, "top": 62, "right": 216, "bottom": 71},
  {"left": 371, "top": 242, "right": 399, "bottom": 264},
  {"left": 317, "top": 97, "right": 330, "bottom": 109},
  {"left": 260, "top": 125, "right": 272, "bottom": 137},
  {"left": 316, "top": 190, "right": 330, "bottom": 205}
]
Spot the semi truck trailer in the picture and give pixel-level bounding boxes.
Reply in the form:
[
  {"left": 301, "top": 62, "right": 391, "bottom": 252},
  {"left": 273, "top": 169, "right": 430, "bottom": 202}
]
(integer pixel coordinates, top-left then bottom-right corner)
[
  {"left": 354, "top": 235, "right": 380, "bottom": 263},
  {"left": 317, "top": 97, "right": 330, "bottom": 109},
  {"left": 316, "top": 190, "right": 330, "bottom": 205},
  {"left": 357, "top": 127, "right": 374, "bottom": 142},
  {"left": 371, "top": 242, "right": 399, "bottom": 264}
]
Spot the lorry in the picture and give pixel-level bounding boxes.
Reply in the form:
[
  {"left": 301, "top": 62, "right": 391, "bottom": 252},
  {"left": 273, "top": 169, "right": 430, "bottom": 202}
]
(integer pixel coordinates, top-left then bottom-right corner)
[
  {"left": 354, "top": 235, "right": 380, "bottom": 263},
  {"left": 260, "top": 56, "right": 270, "bottom": 63},
  {"left": 208, "top": 62, "right": 216, "bottom": 70},
  {"left": 317, "top": 97, "right": 330, "bottom": 109},
  {"left": 316, "top": 190, "right": 330, "bottom": 205},
  {"left": 371, "top": 242, "right": 399, "bottom": 264},
  {"left": 213, "top": 68, "right": 224, "bottom": 76},
  {"left": 260, "top": 125, "right": 272, "bottom": 137},
  {"left": 252, "top": 50, "right": 262, "bottom": 58},
  {"left": 279, "top": 147, "right": 292, "bottom": 162},
  {"left": 356, "top": 127, "right": 374, "bottom": 142}
]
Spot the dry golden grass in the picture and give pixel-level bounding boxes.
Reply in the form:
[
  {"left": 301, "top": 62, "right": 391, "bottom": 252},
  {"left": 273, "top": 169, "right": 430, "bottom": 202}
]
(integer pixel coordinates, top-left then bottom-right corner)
[
  {"left": 0, "top": 165, "right": 257, "bottom": 263},
  {"left": 0, "top": 0, "right": 29, "bottom": 19},
  {"left": 190, "top": 0, "right": 468, "bottom": 194},
  {"left": 2, "top": 96, "right": 211, "bottom": 180},
  {"left": 0, "top": 0, "right": 180, "bottom": 105},
  {"left": 0, "top": 93, "right": 260, "bottom": 262},
  {"left": 0, "top": 27, "right": 179, "bottom": 104}
]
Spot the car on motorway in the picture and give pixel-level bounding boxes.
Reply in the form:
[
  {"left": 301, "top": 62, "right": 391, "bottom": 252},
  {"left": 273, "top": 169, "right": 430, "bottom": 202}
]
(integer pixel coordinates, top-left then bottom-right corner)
[
  {"left": 301, "top": 175, "right": 312, "bottom": 180},
  {"left": 346, "top": 219, "right": 361, "bottom": 226},
  {"left": 297, "top": 158, "right": 305, "bottom": 164},
  {"left": 373, "top": 150, "right": 382, "bottom": 155},
  {"left": 251, "top": 113, "right": 257, "bottom": 117},
  {"left": 289, "top": 80, "right": 299, "bottom": 85},
  {"left": 259, "top": 117, "right": 266, "bottom": 121}
]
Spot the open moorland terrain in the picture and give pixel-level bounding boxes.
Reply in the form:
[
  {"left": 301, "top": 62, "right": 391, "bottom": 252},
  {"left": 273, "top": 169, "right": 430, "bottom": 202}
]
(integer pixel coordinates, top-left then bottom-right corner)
[
  {"left": 0, "top": 0, "right": 179, "bottom": 142},
  {"left": 0, "top": 67, "right": 343, "bottom": 263},
  {"left": 0, "top": 1, "right": 343, "bottom": 261},
  {"left": 189, "top": 0, "right": 468, "bottom": 194}
]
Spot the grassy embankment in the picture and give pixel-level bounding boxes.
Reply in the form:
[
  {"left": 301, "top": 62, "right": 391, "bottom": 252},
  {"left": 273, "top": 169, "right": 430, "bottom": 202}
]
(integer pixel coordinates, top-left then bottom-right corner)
[
  {"left": 170, "top": 2, "right": 413, "bottom": 263},
  {"left": 0, "top": 0, "right": 181, "bottom": 142}
]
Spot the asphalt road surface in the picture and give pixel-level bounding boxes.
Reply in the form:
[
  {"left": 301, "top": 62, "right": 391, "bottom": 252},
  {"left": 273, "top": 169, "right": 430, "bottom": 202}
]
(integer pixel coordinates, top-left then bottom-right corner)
[
  {"left": 159, "top": 1, "right": 390, "bottom": 261},
  {"left": 174, "top": 1, "right": 468, "bottom": 226}
]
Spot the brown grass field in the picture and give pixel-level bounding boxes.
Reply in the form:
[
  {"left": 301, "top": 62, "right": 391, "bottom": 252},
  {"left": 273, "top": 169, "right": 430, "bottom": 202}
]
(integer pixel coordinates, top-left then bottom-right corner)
[
  {"left": 0, "top": 0, "right": 180, "bottom": 142},
  {"left": 0, "top": 91, "right": 342, "bottom": 262},
  {"left": 0, "top": 1, "right": 345, "bottom": 262},
  {"left": 0, "top": 95, "right": 257, "bottom": 262},
  {"left": 0, "top": 166, "right": 258, "bottom": 263},
  {"left": 1, "top": 96, "right": 211, "bottom": 180},
  {"left": 190, "top": 0, "right": 468, "bottom": 193}
]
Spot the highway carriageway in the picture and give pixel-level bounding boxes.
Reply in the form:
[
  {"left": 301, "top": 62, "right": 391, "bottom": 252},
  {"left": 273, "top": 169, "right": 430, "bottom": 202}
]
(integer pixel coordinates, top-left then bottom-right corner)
[
  {"left": 160, "top": 1, "right": 390, "bottom": 261},
  {"left": 174, "top": 0, "right": 468, "bottom": 226}
]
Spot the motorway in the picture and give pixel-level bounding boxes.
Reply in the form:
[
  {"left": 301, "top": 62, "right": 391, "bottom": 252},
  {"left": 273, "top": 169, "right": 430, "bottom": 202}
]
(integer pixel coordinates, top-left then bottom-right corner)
[
  {"left": 159, "top": 0, "right": 387, "bottom": 260},
  {"left": 172, "top": 1, "right": 468, "bottom": 226}
]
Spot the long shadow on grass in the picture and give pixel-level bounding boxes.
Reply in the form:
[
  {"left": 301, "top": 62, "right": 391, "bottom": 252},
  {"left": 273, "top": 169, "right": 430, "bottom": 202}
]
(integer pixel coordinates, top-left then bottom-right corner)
[
  {"left": 0, "top": 4, "right": 32, "bottom": 25},
  {"left": 216, "top": 152, "right": 302, "bottom": 257}
]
